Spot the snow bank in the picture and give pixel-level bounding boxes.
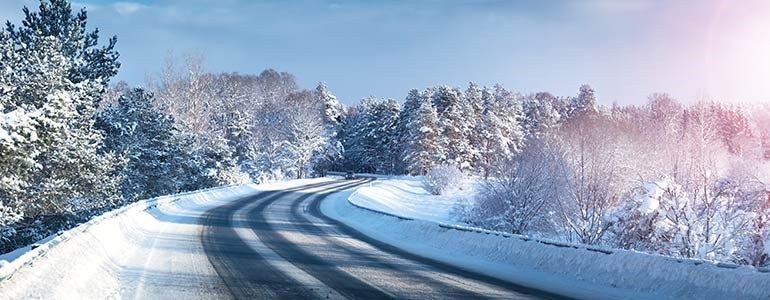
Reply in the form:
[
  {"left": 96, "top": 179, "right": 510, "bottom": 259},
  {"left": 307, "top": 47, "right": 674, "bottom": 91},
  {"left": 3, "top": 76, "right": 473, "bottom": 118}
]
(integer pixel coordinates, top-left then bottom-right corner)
[
  {"left": 0, "top": 178, "right": 331, "bottom": 298},
  {"left": 348, "top": 176, "right": 474, "bottom": 223},
  {"left": 327, "top": 177, "right": 770, "bottom": 300}
]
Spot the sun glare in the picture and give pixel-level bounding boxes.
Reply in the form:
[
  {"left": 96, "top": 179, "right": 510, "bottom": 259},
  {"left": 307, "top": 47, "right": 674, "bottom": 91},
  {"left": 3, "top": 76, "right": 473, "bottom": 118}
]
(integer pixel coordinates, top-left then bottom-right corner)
[{"left": 706, "top": 0, "right": 770, "bottom": 103}]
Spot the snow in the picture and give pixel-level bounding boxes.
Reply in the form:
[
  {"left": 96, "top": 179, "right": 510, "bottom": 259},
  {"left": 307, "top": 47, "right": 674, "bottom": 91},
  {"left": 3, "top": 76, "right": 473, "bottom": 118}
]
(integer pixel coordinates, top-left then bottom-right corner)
[
  {"left": 0, "top": 108, "right": 39, "bottom": 146},
  {"left": 0, "top": 178, "right": 332, "bottom": 299},
  {"left": 326, "top": 176, "right": 770, "bottom": 300},
  {"left": 0, "top": 234, "right": 57, "bottom": 264},
  {"left": 348, "top": 176, "right": 474, "bottom": 223},
  {"left": 637, "top": 181, "right": 665, "bottom": 214}
]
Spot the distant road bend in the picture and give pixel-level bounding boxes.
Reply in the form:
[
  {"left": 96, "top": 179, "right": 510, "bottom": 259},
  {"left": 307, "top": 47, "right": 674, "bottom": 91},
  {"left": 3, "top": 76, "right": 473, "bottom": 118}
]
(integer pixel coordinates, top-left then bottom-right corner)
[{"left": 0, "top": 178, "right": 564, "bottom": 299}]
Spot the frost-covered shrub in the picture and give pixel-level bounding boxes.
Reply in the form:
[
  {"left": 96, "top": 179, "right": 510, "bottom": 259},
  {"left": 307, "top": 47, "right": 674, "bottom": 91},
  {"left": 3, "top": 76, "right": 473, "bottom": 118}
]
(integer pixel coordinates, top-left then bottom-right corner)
[
  {"left": 469, "top": 141, "right": 560, "bottom": 234},
  {"left": 606, "top": 179, "right": 675, "bottom": 253},
  {"left": 423, "top": 165, "right": 463, "bottom": 195},
  {"left": 739, "top": 213, "right": 770, "bottom": 267},
  {"left": 607, "top": 176, "right": 759, "bottom": 262}
]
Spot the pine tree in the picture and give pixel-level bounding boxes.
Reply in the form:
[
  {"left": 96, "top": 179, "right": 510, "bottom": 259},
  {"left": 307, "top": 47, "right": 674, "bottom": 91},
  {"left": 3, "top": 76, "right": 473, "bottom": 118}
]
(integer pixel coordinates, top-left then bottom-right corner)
[
  {"left": 343, "top": 98, "right": 401, "bottom": 173},
  {"left": 496, "top": 85, "right": 526, "bottom": 153},
  {"left": 0, "top": 0, "right": 121, "bottom": 219},
  {"left": 195, "top": 134, "right": 243, "bottom": 186},
  {"left": 10, "top": 37, "right": 118, "bottom": 216},
  {"left": 395, "top": 89, "right": 423, "bottom": 173},
  {"left": 7, "top": 0, "right": 120, "bottom": 90},
  {"left": 568, "top": 84, "right": 598, "bottom": 119},
  {"left": 522, "top": 92, "right": 562, "bottom": 138},
  {"left": 310, "top": 82, "right": 344, "bottom": 174},
  {"left": 465, "top": 82, "right": 484, "bottom": 170},
  {"left": 97, "top": 88, "right": 196, "bottom": 200},
  {"left": 375, "top": 99, "right": 402, "bottom": 173},
  {"left": 432, "top": 86, "right": 473, "bottom": 169},
  {"left": 0, "top": 31, "right": 40, "bottom": 210},
  {"left": 478, "top": 88, "right": 507, "bottom": 178},
  {"left": 403, "top": 94, "right": 441, "bottom": 174}
]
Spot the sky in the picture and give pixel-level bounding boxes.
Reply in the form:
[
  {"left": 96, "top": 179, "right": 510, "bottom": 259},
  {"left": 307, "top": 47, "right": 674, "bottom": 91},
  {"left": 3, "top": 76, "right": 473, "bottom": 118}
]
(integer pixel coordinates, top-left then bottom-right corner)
[{"left": 1, "top": 0, "right": 769, "bottom": 105}]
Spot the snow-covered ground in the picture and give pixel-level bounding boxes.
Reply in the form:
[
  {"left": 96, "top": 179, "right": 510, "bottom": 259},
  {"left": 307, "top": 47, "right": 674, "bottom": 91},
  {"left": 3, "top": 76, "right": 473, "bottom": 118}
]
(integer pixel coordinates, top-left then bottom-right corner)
[
  {"left": 325, "top": 176, "right": 770, "bottom": 300},
  {"left": 0, "top": 178, "right": 332, "bottom": 299},
  {"left": 348, "top": 177, "right": 475, "bottom": 223}
]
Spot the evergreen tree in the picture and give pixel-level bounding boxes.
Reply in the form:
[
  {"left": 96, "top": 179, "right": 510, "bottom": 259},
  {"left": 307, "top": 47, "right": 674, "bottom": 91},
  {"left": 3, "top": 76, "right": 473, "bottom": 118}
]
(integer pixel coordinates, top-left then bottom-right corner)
[
  {"left": 403, "top": 94, "right": 441, "bottom": 174},
  {"left": 374, "top": 99, "right": 402, "bottom": 173},
  {"left": 0, "top": 30, "right": 40, "bottom": 211},
  {"left": 343, "top": 98, "right": 401, "bottom": 173},
  {"left": 195, "top": 134, "right": 243, "bottom": 186},
  {"left": 522, "top": 92, "right": 562, "bottom": 139},
  {"left": 568, "top": 84, "right": 598, "bottom": 119},
  {"left": 432, "top": 86, "right": 473, "bottom": 169},
  {"left": 310, "top": 82, "right": 344, "bottom": 174},
  {"left": 465, "top": 82, "right": 485, "bottom": 170},
  {"left": 478, "top": 88, "right": 507, "bottom": 178},
  {"left": 97, "top": 88, "right": 196, "bottom": 201},
  {"left": 395, "top": 89, "right": 423, "bottom": 173},
  {"left": 0, "top": 0, "right": 122, "bottom": 219},
  {"left": 493, "top": 85, "right": 525, "bottom": 153},
  {"left": 6, "top": 40, "right": 117, "bottom": 217},
  {"left": 7, "top": 0, "right": 120, "bottom": 91}
]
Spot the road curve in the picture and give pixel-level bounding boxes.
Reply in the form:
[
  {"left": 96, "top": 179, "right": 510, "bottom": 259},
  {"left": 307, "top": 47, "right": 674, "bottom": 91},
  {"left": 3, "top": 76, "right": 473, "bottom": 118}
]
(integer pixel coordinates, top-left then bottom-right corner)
[
  {"left": 200, "top": 178, "right": 564, "bottom": 299},
  {"left": 0, "top": 178, "right": 565, "bottom": 299}
]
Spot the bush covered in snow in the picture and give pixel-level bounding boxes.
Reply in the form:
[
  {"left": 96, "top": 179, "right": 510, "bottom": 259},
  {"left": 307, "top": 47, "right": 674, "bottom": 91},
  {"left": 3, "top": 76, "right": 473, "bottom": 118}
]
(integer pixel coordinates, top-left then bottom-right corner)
[
  {"left": 459, "top": 94, "right": 770, "bottom": 267},
  {"left": 469, "top": 140, "right": 561, "bottom": 234},
  {"left": 423, "top": 165, "right": 463, "bottom": 195}
]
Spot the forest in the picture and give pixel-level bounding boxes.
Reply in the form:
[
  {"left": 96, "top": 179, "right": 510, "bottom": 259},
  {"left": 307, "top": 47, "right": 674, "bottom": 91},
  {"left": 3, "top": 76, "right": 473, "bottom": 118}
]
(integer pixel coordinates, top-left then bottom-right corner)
[{"left": 2, "top": 0, "right": 770, "bottom": 269}]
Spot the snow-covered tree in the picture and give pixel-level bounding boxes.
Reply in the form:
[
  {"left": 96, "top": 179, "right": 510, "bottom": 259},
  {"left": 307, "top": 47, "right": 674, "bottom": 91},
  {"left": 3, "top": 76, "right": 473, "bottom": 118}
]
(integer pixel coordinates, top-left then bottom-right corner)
[
  {"left": 475, "top": 86, "right": 525, "bottom": 178},
  {"left": 8, "top": 0, "right": 120, "bottom": 90},
  {"left": 471, "top": 139, "right": 562, "bottom": 234},
  {"left": 97, "top": 88, "right": 201, "bottom": 200},
  {"left": 395, "top": 89, "right": 423, "bottom": 173},
  {"left": 0, "top": 31, "right": 40, "bottom": 209},
  {"left": 310, "top": 82, "right": 345, "bottom": 174},
  {"left": 280, "top": 90, "right": 329, "bottom": 178},
  {"left": 551, "top": 115, "right": 634, "bottom": 245},
  {"left": 1, "top": 0, "right": 121, "bottom": 219},
  {"left": 522, "top": 92, "right": 562, "bottom": 138},
  {"left": 567, "top": 84, "right": 598, "bottom": 119},
  {"left": 402, "top": 93, "right": 441, "bottom": 175},
  {"left": 432, "top": 86, "right": 473, "bottom": 169},
  {"left": 464, "top": 82, "right": 485, "bottom": 170},
  {"left": 342, "top": 98, "right": 401, "bottom": 173},
  {"left": 0, "top": 0, "right": 126, "bottom": 251}
]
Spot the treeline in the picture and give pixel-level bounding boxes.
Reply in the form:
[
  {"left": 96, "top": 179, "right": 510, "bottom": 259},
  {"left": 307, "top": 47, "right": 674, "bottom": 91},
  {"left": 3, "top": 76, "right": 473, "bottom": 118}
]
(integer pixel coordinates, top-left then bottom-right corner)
[
  {"left": 341, "top": 83, "right": 558, "bottom": 175},
  {"left": 0, "top": 1, "right": 342, "bottom": 251},
  {"left": 341, "top": 80, "right": 770, "bottom": 266}
]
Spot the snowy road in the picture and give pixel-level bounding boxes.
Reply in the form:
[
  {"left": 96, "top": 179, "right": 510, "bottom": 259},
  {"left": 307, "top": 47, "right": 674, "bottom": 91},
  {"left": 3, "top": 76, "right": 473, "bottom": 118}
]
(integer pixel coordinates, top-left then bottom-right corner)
[
  {"left": 198, "top": 178, "right": 556, "bottom": 299},
  {"left": 1, "top": 178, "right": 560, "bottom": 299}
]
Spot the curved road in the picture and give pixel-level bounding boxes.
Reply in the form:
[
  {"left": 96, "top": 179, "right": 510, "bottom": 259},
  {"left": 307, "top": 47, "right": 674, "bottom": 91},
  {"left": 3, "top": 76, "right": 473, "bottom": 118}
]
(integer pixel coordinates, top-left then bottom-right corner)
[
  {"left": 199, "top": 178, "right": 562, "bottom": 299},
  {"left": 0, "top": 178, "right": 564, "bottom": 299}
]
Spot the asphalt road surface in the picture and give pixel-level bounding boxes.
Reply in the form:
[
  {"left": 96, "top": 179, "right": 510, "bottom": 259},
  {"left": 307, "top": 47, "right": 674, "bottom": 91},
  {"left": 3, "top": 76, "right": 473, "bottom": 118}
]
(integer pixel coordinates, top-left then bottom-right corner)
[
  {"left": 199, "top": 178, "right": 562, "bottom": 299},
  {"left": 0, "top": 178, "right": 565, "bottom": 299}
]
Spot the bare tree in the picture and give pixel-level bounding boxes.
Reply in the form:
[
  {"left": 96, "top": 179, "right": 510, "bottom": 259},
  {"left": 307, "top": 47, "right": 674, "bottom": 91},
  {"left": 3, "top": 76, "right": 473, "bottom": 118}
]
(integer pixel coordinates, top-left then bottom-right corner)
[
  {"left": 552, "top": 114, "right": 634, "bottom": 245},
  {"left": 471, "top": 138, "right": 562, "bottom": 234}
]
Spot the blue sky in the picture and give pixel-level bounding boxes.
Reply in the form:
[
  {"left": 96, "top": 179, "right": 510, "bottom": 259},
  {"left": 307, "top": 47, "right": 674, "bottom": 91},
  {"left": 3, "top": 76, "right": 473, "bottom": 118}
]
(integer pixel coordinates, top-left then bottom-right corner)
[{"left": 2, "top": 0, "right": 769, "bottom": 105}]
